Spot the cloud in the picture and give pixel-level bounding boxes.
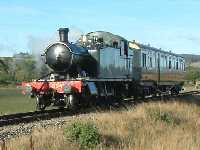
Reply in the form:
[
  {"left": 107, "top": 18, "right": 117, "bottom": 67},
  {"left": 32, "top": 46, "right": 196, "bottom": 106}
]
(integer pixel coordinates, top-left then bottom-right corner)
[
  {"left": 0, "top": 5, "right": 45, "bottom": 16},
  {"left": 186, "top": 35, "right": 200, "bottom": 43}
]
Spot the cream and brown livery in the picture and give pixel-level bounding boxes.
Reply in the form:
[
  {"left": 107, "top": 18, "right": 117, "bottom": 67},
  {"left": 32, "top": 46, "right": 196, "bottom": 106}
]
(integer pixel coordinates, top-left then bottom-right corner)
[{"left": 130, "top": 41, "right": 185, "bottom": 82}]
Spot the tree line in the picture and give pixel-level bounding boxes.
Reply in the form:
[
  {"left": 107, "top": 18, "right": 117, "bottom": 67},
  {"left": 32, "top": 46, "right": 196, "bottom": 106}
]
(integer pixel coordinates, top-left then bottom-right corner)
[
  {"left": 0, "top": 55, "right": 200, "bottom": 86},
  {"left": 0, "top": 55, "right": 50, "bottom": 85}
]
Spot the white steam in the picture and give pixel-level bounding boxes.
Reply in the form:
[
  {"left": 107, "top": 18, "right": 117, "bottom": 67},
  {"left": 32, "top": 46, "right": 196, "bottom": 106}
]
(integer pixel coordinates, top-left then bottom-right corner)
[
  {"left": 27, "top": 27, "right": 83, "bottom": 71},
  {"left": 68, "top": 27, "right": 83, "bottom": 42}
]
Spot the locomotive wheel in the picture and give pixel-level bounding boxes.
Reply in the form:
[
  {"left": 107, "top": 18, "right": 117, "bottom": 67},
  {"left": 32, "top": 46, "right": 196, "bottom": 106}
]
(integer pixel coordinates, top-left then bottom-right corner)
[
  {"left": 171, "top": 87, "right": 180, "bottom": 96},
  {"left": 66, "top": 94, "right": 78, "bottom": 110},
  {"left": 36, "top": 95, "right": 46, "bottom": 111}
]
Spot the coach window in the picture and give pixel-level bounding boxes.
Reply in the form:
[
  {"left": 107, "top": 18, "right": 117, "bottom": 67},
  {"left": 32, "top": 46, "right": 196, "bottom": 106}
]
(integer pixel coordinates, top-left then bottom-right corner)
[
  {"left": 180, "top": 59, "right": 183, "bottom": 70},
  {"left": 181, "top": 63, "right": 183, "bottom": 71},
  {"left": 182, "top": 63, "right": 184, "bottom": 71},
  {"left": 150, "top": 57, "right": 153, "bottom": 68},
  {"left": 160, "top": 55, "right": 164, "bottom": 68},
  {"left": 173, "top": 58, "right": 176, "bottom": 69},
  {"left": 142, "top": 53, "right": 147, "bottom": 67},
  {"left": 176, "top": 59, "right": 179, "bottom": 70},
  {"left": 169, "top": 59, "right": 172, "bottom": 69},
  {"left": 183, "top": 62, "right": 186, "bottom": 71},
  {"left": 179, "top": 59, "right": 181, "bottom": 70},
  {"left": 165, "top": 56, "right": 167, "bottom": 68},
  {"left": 113, "top": 41, "right": 118, "bottom": 48}
]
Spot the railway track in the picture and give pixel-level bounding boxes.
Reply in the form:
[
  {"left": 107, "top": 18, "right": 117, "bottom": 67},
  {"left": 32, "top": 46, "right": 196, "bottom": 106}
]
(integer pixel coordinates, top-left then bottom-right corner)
[
  {"left": 0, "top": 90, "right": 199, "bottom": 127},
  {"left": 0, "top": 109, "right": 74, "bottom": 127}
]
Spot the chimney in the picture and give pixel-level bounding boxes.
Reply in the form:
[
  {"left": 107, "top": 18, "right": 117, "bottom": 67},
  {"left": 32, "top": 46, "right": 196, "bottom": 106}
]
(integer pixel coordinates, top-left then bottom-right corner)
[{"left": 58, "top": 28, "right": 69, "bottom": 43}]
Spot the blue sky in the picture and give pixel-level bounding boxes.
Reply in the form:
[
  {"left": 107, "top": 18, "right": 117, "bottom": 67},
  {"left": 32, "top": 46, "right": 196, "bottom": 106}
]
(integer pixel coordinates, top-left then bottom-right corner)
[{"left": 0, "top": 0, "right": 200, "bottom": 56}]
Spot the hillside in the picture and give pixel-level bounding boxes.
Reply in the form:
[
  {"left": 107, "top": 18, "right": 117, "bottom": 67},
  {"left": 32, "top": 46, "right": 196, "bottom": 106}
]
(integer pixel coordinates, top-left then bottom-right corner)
[
  {"left": 179, "top": 54, "right": 200, "bottom": 80},
  {"left": 180, "top": 54, "right": 200, "bottom": 67},
  {"left": 190, "top": 61, "right": 200, "bottom": 68}
]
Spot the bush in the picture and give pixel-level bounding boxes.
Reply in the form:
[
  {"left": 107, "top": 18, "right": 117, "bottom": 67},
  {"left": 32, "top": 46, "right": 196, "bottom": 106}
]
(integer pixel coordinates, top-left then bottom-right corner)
[
  {"left": 147, "top": 108, "right": 181, "bottom": 125},
  {"left": 65, "top": 122, "right": 101, "bottom": 149}
]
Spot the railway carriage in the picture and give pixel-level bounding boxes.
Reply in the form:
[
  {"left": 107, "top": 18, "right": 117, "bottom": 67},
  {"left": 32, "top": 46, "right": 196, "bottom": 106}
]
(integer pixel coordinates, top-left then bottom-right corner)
[
  {"left": 129, "top": 41, "right": 185, "bottom": 95},
  {"left": 22, "top": 28, "right": 186, "bottom": 110}
]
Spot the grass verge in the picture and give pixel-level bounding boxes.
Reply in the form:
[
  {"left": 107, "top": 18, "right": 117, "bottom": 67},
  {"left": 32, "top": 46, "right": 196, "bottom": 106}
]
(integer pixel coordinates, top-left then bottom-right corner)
[
  {"left": 4, "top": 98, "right": 200, "bottom": 150},
  {"left": 0, "top": 88, "right": 35, "bottom": 115}
]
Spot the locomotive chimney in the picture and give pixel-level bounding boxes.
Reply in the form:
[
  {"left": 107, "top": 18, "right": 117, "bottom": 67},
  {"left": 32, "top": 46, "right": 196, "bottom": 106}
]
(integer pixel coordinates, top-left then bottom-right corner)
[{"left": 58, "top": 28, "right": 69, "bottom": 43}]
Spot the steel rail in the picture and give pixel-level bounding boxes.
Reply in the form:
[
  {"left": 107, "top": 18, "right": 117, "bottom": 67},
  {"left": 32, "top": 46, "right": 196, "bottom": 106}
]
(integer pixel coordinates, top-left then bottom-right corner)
[{"left": 0, "top": 108, "right": 74, "bottom": 127}]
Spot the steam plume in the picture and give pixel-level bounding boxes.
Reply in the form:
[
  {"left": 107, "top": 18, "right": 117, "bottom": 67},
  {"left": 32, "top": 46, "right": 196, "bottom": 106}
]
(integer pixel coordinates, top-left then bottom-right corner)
[{"left": 27, "top": 27, "right": 83, "bottom": 71}]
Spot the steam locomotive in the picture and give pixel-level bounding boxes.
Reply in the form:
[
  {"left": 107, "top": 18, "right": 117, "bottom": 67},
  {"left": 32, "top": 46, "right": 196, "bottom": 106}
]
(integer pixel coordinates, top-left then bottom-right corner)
[{"left": 22, "top": 28, "right": 185, "bottom": 110}]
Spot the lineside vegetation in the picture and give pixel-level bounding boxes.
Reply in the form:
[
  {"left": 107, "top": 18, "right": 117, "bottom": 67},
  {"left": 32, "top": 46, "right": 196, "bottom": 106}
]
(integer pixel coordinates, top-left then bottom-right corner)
[{"left": 5, "top": 96, "right": 200, "bottom": 150}]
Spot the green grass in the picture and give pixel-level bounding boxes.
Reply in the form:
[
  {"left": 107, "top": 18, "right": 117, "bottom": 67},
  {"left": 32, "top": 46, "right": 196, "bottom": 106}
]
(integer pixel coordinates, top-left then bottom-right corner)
[{"left": 0, "top": 87, "right": 35, "bottom": 115}]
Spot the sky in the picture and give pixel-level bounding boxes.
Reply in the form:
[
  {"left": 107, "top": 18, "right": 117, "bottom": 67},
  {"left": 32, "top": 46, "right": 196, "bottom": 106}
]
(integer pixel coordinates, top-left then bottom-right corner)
[{"left": 0, "top": 0, "right": 200, "bottom": 56}]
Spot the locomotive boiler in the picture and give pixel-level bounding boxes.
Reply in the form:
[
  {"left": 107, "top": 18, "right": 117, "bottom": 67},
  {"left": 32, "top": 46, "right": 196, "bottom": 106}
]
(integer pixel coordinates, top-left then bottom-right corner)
[
  {"left": 22, "top": 27, "right": 186, "bottom": 110},
  {"left": 44, "top": 28, "right": 97, "bottom": 78}
]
